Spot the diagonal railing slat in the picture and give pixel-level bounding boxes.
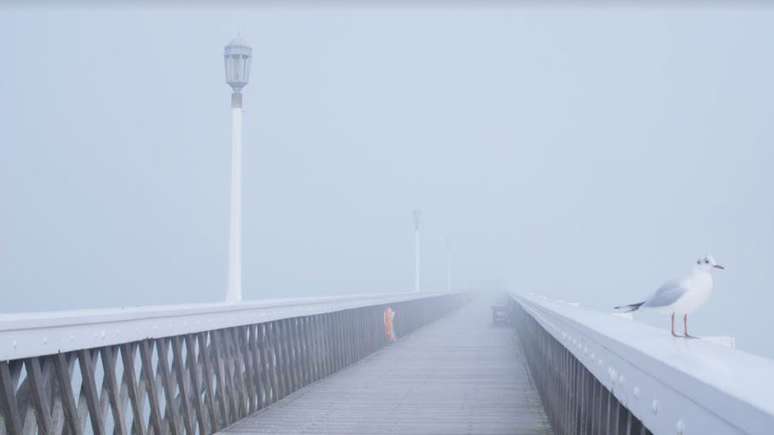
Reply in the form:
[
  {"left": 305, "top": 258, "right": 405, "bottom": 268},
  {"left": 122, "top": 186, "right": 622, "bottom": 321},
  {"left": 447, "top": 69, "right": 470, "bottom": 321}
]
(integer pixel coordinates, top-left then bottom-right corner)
[
  {"left": 26, "top": 357, "right": 53, "bottom": 434},
  {"left": 0, "top": 362, "right": 24, "bottom": 434},
  {"left": 100, "top": 346, "right": 128, "bottom": 435},
  {"left": 53, "top": 354, "right": 81, "bottom": 435}
]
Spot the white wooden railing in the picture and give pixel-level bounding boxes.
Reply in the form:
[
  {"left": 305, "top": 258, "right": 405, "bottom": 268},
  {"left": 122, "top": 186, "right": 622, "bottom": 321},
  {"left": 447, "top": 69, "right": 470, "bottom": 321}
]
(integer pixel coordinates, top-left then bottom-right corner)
[
  {"left": 511, "top": 292, "right": 774, "bottom": 435},
  {"left": 0, "top": 291, "right": 466, "bottom": 435}
]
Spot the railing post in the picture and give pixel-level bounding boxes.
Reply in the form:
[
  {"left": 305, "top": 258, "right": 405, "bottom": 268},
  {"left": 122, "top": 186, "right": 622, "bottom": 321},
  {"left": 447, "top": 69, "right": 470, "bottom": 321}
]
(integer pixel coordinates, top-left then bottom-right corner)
[
  {"left": 246, "top": 325, "right": 262, "bottom": 412},
  {"left": 288, "top": 318, "right": 299, "bottom": 392},
  {"left": 278, "top": 320, "right": 291, "bottom": 399},
  {"left": 294, "top": 318, "right": 304, "bottom": 388},
  {"left": 260, "top": 323, "right": 277, "bottom": 406},
  {"left": 322, "top": 313, "right": 332, "bottom": 375},
  {"left": 254, "top": 324, "right": 268, "bottom": 408},
  {"left": 185, "top": 334, "right": 212, "bottom": 433},
  {"left": 265, "top": 322, "right": 280, "bottom": 402},
  {"left": 299, "top": 317, "right": 310, "bottom": 386}
]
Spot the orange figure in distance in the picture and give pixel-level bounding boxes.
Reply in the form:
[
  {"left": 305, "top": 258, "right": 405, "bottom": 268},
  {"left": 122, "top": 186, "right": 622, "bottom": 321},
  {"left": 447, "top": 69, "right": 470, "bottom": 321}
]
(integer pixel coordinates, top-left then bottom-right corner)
[{"left": 384, "top": 306, "right": 396, "bottom": 342}]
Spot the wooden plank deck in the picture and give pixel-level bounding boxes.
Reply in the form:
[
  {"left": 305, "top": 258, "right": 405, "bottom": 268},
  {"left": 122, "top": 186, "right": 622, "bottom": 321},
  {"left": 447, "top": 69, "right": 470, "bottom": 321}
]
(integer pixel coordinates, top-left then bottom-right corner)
[{"left": 219, "top": 297, "right": 552, "bottom": 434}]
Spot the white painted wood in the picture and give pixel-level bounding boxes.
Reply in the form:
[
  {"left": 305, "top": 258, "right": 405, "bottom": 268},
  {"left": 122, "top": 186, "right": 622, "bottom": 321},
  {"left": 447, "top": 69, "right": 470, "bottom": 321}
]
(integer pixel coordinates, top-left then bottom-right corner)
[
  {"left": 226, "top": 103, "right": 243, "bottom": 304},
  {"left": 515, "top": 292, "right": 774, "bottom": 435},
  {"left": 0, "top": 292, "right": 457, "bottom": 361}
]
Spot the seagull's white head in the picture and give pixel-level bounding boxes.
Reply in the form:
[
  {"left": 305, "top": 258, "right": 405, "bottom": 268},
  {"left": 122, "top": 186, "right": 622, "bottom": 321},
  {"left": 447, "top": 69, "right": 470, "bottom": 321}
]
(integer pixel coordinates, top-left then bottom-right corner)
[{"left": 696, "top": 255, "right": 725, "bottom": 272}]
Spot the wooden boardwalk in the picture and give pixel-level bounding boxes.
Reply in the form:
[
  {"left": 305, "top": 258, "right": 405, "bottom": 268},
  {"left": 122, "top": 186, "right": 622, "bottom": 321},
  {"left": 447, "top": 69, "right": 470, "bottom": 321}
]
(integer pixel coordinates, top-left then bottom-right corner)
[{"left": 219, "top": 297, "right": 552, "bottom": 434}]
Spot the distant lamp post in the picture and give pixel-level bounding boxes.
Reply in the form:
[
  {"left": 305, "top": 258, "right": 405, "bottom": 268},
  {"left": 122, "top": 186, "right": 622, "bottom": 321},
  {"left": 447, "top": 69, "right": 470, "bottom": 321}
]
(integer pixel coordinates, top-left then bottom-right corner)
[
  {"left": 224, "top": 36, "right": 252, "bottom": 303},
  {"left": 413, "top": 209, "right": 422, "bottom": 292}
]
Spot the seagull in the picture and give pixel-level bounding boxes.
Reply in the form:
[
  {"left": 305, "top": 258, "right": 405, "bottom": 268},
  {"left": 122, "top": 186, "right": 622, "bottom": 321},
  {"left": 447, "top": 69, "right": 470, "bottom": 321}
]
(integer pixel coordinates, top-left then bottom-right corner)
[{"left": 614, "top": 256, "right": 725, "bottom": 338}]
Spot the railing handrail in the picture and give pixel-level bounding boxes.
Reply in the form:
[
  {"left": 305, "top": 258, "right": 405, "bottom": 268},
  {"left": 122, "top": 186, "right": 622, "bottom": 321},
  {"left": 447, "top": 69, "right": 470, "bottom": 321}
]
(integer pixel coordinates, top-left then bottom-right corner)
[
  {"left": 513, "top": 292, "right": 774, "bottom": 435},
  {"left": 0, "top": 291, "right": 459, "bottom": 361}
]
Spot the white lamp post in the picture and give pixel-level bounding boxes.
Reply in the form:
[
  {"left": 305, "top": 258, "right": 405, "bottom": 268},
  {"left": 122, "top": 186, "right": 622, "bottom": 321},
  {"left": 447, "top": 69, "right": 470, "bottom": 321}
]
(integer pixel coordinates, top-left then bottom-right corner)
[
  {"left": 413, "top": 209, "right": 421, "bottom": 292},
  {"left": 224, "top": 36, "right": 252, "bottom": 303}
]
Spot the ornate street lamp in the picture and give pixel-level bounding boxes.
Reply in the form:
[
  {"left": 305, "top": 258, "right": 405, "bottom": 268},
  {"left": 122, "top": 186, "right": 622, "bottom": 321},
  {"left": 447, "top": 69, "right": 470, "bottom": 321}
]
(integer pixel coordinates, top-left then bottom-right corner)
[{"left": 224, "top": 36, "right": 252, "bottom": 303}]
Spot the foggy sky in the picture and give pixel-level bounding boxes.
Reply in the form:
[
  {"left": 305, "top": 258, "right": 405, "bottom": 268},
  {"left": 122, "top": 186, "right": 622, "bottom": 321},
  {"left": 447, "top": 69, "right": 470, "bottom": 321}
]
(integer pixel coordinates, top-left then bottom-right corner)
[{"left": 2, "top": 6, "right": 774, "bottom": 358}]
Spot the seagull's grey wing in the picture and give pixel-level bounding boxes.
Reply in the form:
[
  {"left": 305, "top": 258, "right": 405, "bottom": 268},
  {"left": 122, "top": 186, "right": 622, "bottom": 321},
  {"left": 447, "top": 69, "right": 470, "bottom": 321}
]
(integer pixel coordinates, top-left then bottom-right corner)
[{"left": 643, "top": 279, "right": 686, "bottom": 308}]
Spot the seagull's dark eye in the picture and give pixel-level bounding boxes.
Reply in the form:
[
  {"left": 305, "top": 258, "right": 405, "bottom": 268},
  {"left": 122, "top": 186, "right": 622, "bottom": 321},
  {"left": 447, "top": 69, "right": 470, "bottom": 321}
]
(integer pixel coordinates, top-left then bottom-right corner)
[
  {"left": 697, "top": 259, "right": 701, "bottom": 264},
  {"left": 704, "top": 258, "right": 710, "bottom": 264}
]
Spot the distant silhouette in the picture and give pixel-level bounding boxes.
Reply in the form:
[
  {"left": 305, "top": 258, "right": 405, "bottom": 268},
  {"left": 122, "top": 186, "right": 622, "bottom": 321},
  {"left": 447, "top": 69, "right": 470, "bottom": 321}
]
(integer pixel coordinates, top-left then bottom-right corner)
[{"left": 384, "top": 306, "right": 396, "bottom": 342}]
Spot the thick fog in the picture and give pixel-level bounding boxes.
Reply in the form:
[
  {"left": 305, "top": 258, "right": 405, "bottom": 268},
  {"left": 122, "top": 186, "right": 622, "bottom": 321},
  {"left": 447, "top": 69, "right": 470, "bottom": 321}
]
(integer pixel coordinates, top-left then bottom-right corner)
[{"left": 2, "top": 7, "right": 773, "bottom": 358}]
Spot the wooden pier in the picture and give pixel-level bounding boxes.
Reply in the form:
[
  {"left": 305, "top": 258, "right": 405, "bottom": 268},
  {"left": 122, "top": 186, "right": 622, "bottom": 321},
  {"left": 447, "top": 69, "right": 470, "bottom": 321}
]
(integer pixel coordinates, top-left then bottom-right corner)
[{"left": 219, "top": 298, "right": 551, "bottom": 434}]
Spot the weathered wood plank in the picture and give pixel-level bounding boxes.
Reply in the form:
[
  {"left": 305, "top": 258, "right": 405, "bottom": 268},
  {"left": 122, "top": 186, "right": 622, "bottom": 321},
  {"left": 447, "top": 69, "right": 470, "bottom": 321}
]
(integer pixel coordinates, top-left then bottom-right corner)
[
  {"left": 0, "top": 361, "right": 24, "bottom": 435},
  {"left": 169, "top": 337, "right": 196, "bottom": 435},
  {"left": 322, "top": 314, "right": 333, "bottom": 377},
  {"left": 265, "top": 324, "right": 280, "bottom": 404},
  {"left": 100, "top": 346, "right": 128, "bottom": 435},
  {"left": 245, "top": 325, "right": 262, "bottom": 411},
  {"left": 139, "top": 340, "right": 164, "bottom": 435},
  {"left": 267, "top": 323, "right": 285, "bottom": 400},
  {"left": 238, "top": 327, "right": 257, "bottom": 414},
  {"left": 299, "top": 317, "right": 311, "bottom": 386},
  {"left": 78, "top": 349, "right": 105, "bottom": 435},
  {"left": 196, "top": 332, "right": 221, "bottom": 430},
  {"left": 182, "top": 334, "right": 209, "bottom": 434},
  {"left": 25, "top": 358, "right": 53, "bottom": 434},
  {"left": 223, "top": 328, "right": 245, "bottom": 419},
  {"left": 256, "top": 324, "right": 275, "bottom": 406},
  {"left": 53, "top": 353, "right": 82, "bottom": 435},
  {"left": 289, "top": 319, "right": 301, "bottom": 391},
  {"left": 155, "top": 339, "right": 183, "bottom": 435},
  {"left": 211, "top": 330, "right": 232, "bottom": 426},
  {"left": 120, "top": 343, "right": 147, "bottom": 435},
  {"left": 272, "top": 322, "right": 287, "bottom": 400}
]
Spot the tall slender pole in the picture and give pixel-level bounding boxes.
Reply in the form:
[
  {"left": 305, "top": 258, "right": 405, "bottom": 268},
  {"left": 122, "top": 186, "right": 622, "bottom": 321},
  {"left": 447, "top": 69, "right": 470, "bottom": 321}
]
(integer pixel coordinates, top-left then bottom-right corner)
[
  {"left": 226, "top": 92, "right": 243, "bottom": 303},
  {"left": 224, "top": 36, "right": 251, "bottom": 303},
  {"left": 413, "top": 209, "right": 421, "bottom": 293}
]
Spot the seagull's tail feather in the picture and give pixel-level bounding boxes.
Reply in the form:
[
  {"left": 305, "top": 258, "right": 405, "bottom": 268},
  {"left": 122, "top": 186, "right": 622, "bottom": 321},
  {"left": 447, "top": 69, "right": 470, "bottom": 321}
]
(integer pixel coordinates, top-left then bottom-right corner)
[{"left": 614, "top": 301, "right": 645, "bottom": 313}]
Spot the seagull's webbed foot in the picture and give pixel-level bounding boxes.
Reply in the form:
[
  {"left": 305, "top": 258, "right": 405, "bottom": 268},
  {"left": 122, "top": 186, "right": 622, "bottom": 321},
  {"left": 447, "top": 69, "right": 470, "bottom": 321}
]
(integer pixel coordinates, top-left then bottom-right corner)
[{"left": 683, "top": 333, "right": 699, "bottom": 339}]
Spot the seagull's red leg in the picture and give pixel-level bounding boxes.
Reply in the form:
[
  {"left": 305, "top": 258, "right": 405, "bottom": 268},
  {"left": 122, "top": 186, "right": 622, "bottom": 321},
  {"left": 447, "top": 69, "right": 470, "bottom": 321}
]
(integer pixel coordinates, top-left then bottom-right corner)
[
  {"left": 671, "top": 313, "right": 679, "bottom": 337},
  {"left": 684, "top": 314, "right": 688, "bottom": 336},
  {"left": 684, "top": 314, "right": 697, "bottom": 339}
]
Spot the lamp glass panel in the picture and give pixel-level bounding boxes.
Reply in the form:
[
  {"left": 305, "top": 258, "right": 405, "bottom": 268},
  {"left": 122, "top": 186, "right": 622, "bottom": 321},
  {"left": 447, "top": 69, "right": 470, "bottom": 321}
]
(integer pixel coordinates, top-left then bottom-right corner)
[
  {"left": 242, "top": 55, "right": 251, "bottom": 82},
  {"left": 234, "top": 56, "right": 244, "bottom": 82},
  {"left": 225, "top": 56, "right": 234, "bottom": 82}
]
